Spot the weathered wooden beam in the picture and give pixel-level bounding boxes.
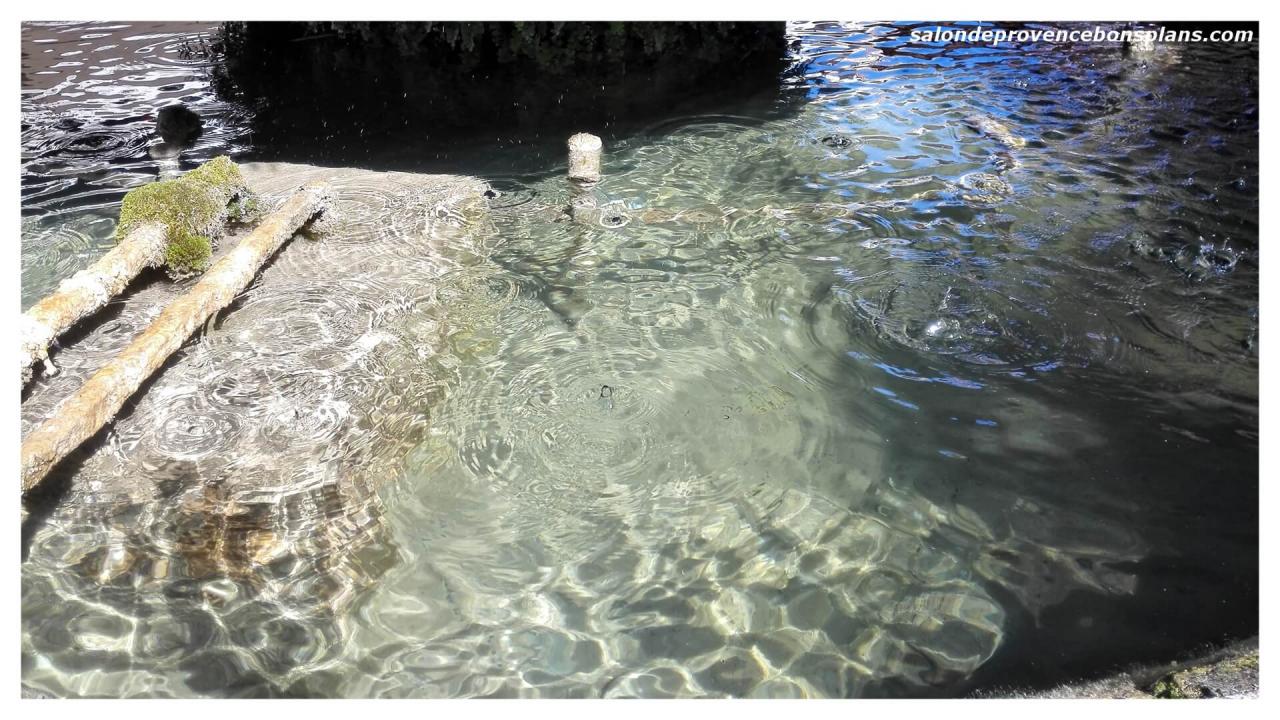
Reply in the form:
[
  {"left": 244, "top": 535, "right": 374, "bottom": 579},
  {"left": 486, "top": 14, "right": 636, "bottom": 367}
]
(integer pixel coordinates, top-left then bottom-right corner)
[
  {"left": 20, "top": 183, "right": 333, "bottom": 495},
  {"left": 20, "top": 222, "right": 168, "bottom": 382},
  {"left": 20, "top": 157, "right": 254, "bottom": 384}
]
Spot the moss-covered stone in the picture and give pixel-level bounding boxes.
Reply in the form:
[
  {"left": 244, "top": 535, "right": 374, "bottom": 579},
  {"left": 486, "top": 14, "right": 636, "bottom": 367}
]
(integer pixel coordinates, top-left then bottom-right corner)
[
  {"left": 186, "top": 155, "right": 240, "bottom": 187},
  {"left": 162, "top": 229, "right": 213, "bottom": 276},
  {"left": 116, "top": 156, "right": 249, "bottom": 279},
  {"left": 1151, "top": 650, "right": 1260, "bottom": 699},
  {"left": 1151, "top": 676, "right": 1188, "bottom": 698}
]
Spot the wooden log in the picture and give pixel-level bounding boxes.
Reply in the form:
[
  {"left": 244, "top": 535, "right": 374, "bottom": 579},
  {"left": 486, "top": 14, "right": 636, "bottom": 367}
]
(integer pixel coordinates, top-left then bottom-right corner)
[
  {"left": 20, "top": 222, "right": 168, "bottom": 382},
  {"left": 20, "top": 183, "right": 333, "bottom": 495},
  {"left": 20, "top": 157, "right": 254, "bottom": 384}
]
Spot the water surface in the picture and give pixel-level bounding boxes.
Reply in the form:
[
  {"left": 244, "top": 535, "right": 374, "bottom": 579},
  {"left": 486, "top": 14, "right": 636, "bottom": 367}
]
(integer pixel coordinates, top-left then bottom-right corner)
[{"left": 20, "top": 21, "right": 1258, "bottom": 698}]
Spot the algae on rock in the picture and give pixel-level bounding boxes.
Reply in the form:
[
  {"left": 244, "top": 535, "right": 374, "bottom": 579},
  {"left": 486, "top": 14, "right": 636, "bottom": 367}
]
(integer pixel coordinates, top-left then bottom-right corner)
[
  {"left": 116, "top": 156, "right": 254, "bottom": 278},
  {"left": 1151, "top": 649, "right": 1259, "bottom": 699}
]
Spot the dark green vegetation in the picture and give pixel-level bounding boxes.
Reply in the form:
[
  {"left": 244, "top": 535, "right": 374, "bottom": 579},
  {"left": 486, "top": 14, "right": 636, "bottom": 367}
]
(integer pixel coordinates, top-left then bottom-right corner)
[{"left": 160, "top": 229, "right": 212, "bottom": 276}]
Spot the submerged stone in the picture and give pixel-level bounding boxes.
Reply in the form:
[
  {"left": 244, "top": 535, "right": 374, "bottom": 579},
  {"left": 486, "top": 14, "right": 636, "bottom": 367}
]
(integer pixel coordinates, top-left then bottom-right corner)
[
  {"left": 958, "top": 172, "right": 1014, "bottom": 204},
  {"left": 820, "top": 133, "right": 855, "bottom": 149},
  {"left": 964, "top": 114, "right": 1027, "bottom": 149},
  {"left": 22, "top": 162, "right": 493, "bottom": 681}
]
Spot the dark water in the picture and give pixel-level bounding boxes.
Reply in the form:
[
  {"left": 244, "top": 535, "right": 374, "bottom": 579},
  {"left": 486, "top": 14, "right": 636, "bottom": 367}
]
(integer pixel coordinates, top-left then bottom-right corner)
[
  {"left": 21, "top": 21, "right": 1258, "bottom": 698},
  {"left": 207, "top": 21, "right": 793, "bottom": 172}
]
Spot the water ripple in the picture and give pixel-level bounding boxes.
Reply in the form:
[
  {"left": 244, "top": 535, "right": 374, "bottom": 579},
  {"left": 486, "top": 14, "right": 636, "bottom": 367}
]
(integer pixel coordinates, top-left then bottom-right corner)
[{"left": 22, "top": 20, "right": 1257, "bottom": 698}]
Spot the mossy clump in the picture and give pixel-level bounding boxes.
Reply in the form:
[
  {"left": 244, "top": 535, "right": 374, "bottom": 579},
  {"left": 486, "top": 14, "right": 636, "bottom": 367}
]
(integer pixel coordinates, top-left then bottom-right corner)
[
  {"left": 183, "top": 154, "right": 243, "bottom": 189},
  {"left": 116, "top": 156, "right": 250, "bottom": 279},
  {"left": 226, "top": 194, "right": 262, "bottom": 224},
  {"left": 1151, "top": 676, "right": 1187, "bottom": 699},
  {"left": 163, "top": 229, "right": 213, "bottom": 276},
  {"left": 1150, "top": 649, "right": 1260, "bottom": 699}
]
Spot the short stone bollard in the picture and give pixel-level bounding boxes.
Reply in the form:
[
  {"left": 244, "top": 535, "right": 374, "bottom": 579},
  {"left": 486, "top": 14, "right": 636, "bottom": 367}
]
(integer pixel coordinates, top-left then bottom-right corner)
[{"left": 567, "top": 133, "right": 603, "bottom": 186}]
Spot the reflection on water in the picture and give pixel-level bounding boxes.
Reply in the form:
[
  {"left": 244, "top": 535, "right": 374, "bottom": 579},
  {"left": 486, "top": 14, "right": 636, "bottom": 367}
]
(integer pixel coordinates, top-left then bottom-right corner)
[
  {"left": 21, "top": 21, "right": 1257, "bottom": 697},
  {"left": 20, "top": 21, "right": 247, "bottom": 310},
  {"left": 21, "top": 22, "right": 245, "bottom": 204}
]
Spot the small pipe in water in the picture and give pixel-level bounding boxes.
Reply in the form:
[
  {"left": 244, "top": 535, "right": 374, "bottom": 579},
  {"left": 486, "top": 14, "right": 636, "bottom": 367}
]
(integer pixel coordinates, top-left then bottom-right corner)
[
  {"left": 567, "top": 132, "right": 603, "bottom": 186},
  {"left": 567, "top": 132, "right": 603, "bottom": 224}
]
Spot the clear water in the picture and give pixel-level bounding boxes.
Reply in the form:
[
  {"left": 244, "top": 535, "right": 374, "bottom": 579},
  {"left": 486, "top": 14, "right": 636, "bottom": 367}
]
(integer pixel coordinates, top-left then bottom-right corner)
[{"left": 21, "top": 22, "right": 1258, "bottom": 698}]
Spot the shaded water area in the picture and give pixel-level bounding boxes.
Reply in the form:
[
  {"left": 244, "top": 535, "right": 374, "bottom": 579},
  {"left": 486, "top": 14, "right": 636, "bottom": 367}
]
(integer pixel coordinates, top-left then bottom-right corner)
[{"left": 21, "top": 22, "right": 1258, "bottom": 698}]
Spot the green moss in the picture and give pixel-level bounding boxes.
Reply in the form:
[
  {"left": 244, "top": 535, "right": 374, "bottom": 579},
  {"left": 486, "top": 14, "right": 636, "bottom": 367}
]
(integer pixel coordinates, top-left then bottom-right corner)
[
  {"left": 226, "top": 193, "right": 261, "bottom": 224},
  {"left": 183, "top": 155, "right": 242, "bottom": 189},
  {"left": 117, "top": 180, "right": 221, "bottom": 242},
  {"left": 1150, "top": 651, "right": 1260, "bottom": 699},
  {"left": 115, "top": 156, "right": 248, "bottom": 279},
  {"left": 1151, "top": 677, "right": 1187, "bottom": 699},
  {"left": 163, "top": 229, "right": 212, "bottom": 276}
]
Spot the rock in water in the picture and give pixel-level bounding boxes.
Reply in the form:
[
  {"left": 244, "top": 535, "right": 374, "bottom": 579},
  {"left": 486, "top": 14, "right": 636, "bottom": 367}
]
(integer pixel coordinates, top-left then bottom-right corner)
[
  {"left": 156, "top": 103, "right": 203, "bottom": 146},
  {"left": 958, "top": 172, "right": 1014, "bottom": 204},
  {"left": 1123, "top": 26, "right": 1158, "bottom": 57},
  {"left": 964, "top": 114, "right": 1026, "bottom": 149}
]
